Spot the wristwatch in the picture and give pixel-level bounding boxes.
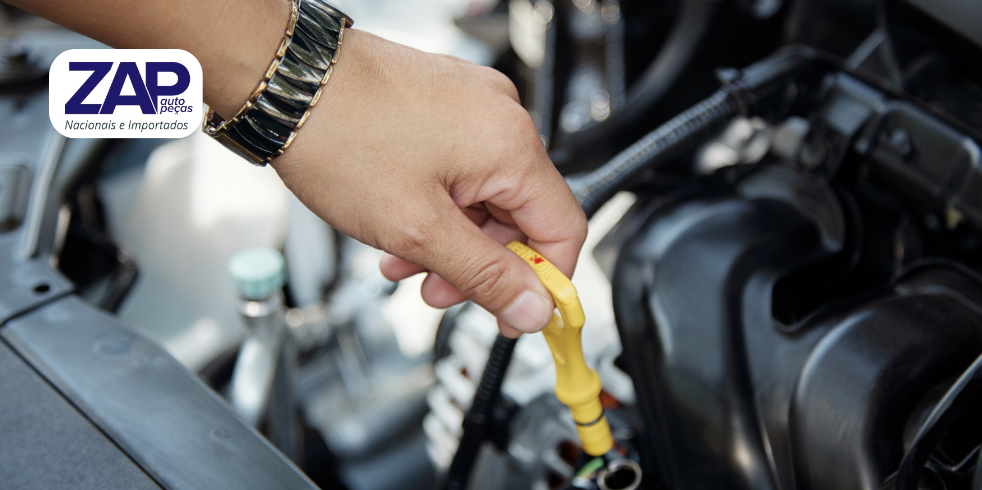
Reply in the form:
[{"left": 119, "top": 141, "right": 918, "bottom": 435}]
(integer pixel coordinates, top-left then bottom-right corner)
[{"left": 202, "top": 0, "right": 353, "bottom": 166}]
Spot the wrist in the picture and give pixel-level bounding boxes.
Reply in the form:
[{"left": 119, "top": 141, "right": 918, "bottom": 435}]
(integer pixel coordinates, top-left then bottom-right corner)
[
  {"left": 202, "top": 0, "right": 293, "bottom": 119},
  {"left": 267, "top": 28, "right": 376, "bottom": 169}
]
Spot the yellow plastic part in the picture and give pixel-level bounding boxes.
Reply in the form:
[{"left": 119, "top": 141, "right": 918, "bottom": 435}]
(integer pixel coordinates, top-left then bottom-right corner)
[{"left": 506, "top": 241, "right": 614, "bottom": 456}]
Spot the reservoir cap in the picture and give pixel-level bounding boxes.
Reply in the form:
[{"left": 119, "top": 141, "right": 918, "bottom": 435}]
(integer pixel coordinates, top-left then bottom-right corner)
[{"left": 228, "top": 247, "right": 286, "bottom": 300}]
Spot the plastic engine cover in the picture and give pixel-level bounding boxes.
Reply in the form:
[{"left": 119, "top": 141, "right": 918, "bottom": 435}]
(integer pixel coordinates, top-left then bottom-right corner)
[{"left": 612, "top": 164, "right": 982, "bottom": 490}]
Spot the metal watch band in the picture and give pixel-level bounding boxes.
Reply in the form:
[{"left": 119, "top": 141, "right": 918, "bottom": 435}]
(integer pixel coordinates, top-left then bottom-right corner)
[{"left": 202, "top": 0, "right": 352, "bottom": 166}]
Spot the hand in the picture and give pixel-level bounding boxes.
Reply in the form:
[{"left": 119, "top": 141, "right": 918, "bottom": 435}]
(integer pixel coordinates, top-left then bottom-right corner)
[{"left": 272, "top": 30, "right": 587, "bottom": 337}]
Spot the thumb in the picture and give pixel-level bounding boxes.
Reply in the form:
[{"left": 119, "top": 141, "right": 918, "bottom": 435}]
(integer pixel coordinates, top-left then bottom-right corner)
[{"left": 400, "top": 209, "right": 555, "bottom": 334}]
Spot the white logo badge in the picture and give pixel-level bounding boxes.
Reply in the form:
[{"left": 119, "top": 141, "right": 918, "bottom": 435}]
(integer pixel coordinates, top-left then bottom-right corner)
[{"left": 49, "top": 49, "right": 202, "bottom": 138}]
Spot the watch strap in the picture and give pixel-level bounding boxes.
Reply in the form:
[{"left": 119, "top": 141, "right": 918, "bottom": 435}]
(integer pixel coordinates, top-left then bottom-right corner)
[{"left": 202, "top": 0, "right": 352, "bottom": 166}]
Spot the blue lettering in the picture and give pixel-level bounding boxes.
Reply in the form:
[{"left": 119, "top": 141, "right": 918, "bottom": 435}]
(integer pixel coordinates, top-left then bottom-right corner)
[
  {"left": 100, "top": 62, "right": 155, "bottom": 115},
  {"left": 65, "top": 62, "right": 112, "bottom": 114},
  {"left": 146, "top": 62, "right": 190, "bottom": 113}
]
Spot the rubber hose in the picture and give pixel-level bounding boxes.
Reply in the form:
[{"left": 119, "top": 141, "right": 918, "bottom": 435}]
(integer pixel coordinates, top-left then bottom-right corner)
[
  {"left": 573, "top": 89, "right": 739, "bottom": 219},
  {"left": 441, "top": 334, "right": 518, "bottom": 490}
]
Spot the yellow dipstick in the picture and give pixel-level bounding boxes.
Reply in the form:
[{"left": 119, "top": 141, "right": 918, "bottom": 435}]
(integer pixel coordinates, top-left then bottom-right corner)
[{"left": 506, "top": 241, "right": 614, "bottom": 456}]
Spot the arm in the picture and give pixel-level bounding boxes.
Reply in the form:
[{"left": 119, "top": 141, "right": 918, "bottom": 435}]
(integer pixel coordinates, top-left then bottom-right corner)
[{"left": 9, "top": 0, "right": 588, "bottom": 336}]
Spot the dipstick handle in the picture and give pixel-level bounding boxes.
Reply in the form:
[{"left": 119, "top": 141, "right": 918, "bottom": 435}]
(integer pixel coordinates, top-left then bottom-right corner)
[{"left": 507, "top": 241, "right": 614, "bottom": 456}]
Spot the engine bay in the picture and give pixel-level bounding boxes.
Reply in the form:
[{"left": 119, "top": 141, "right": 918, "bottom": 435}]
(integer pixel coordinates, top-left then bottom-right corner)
[{"left": 2, "top": 0, "right": 982, "bottom": 489}]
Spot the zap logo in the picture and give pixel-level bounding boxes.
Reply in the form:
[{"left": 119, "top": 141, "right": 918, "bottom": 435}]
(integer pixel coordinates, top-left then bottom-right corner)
[{"left": 49, "top": 49, "right": 202, "bottom": 138}]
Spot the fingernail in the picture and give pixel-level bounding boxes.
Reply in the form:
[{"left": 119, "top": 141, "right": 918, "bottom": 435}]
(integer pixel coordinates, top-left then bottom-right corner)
[{"left": 501, "top": 290, "right": 553, "bottom": 333}]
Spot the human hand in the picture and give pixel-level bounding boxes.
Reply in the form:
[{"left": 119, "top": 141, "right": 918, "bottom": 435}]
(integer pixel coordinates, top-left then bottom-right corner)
[{"left": 272, "top": 30, "right": 587, "bottom": 337}]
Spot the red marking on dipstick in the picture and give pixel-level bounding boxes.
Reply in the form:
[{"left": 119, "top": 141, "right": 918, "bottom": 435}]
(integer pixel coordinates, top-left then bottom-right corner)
[{"left": 533, "top": 257, "right": 544, "bottom": 264}]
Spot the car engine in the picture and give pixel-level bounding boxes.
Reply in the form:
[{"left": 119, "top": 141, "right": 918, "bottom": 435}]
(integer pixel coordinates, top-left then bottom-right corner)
[{"left": 2, "top": 0, "right": 982, "bottom": 489}]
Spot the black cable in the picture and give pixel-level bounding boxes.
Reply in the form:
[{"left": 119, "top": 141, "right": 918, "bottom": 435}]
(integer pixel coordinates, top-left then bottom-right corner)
[
  {"left": 572, "top": 89, "right": 739, "bottom": 219},
  {"left": 441, "top": 334, "right": 518, "bottom": 490},
  {"left": 571, "top": 44, "right": 834, "bottom": 218}
]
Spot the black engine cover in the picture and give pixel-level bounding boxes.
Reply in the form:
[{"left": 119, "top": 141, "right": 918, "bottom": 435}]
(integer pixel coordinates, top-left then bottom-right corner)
[{"left": 613, "top": 164, "right": 982, "bottom": 490}]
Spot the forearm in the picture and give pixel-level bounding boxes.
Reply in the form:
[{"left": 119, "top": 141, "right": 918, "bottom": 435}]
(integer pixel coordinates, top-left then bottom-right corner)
[{"left": 7, "top": 0, "right": 286, "bottom": 118}]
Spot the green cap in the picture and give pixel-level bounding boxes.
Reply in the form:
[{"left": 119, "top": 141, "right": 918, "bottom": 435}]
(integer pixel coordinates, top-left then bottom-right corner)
[{"left": 228, "top": 247, "right": 286, "bottom": 300}]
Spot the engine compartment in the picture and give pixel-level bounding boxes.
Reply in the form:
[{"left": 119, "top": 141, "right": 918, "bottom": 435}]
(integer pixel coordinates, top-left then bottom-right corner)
[{"left": 3, "top": 0, "right": 982, "bottom": 489}]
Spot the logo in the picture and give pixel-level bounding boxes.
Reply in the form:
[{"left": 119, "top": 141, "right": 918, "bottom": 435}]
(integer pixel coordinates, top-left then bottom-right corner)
[{"left": 50, "top": 49, "right": 202, "bottom": 138}]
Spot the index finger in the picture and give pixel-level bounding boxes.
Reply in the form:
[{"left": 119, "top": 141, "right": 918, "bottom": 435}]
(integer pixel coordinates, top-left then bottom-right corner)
[{"left": 488, "top": 159, "right": 587, "bottom": 279}]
